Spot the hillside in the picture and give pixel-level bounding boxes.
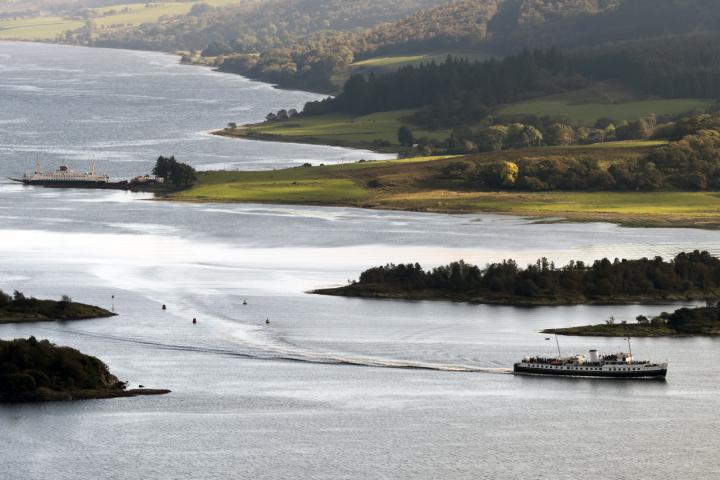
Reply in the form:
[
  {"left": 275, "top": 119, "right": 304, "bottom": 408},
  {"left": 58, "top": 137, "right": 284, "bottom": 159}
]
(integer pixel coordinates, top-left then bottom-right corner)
[{"left": 9, "top": 0, "right": 720, "bottom": 95}]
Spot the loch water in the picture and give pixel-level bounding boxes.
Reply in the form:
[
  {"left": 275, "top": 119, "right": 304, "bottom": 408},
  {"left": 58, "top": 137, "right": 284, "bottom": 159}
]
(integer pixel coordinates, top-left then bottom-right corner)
[{"left": 1, "top": 43, "right": 719, "bottom": 480}]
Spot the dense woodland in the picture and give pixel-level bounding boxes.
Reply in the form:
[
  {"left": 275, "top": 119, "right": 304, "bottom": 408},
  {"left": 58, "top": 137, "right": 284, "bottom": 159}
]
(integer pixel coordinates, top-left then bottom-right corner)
[
  {"left": 300, "top": 42, "right": 720, "bottom": 124},
  {"left": 303, "top": 50, "right": 583, "bottom": 117},
  {"left": 336, "top": 251, "right": 720, "bottom": 302}
]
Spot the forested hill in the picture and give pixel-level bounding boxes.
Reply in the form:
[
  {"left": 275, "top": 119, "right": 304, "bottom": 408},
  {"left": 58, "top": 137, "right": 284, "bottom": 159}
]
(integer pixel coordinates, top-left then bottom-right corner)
[
  {"left": 90, "top": 0, "right": 452, "bottom": 52},
  {"left": 303, "top": 50, "right": 584, "bottom": 116},
  {"left": 488, "top": 0, "right": 720, "bottom": 53},
  {"left": 205, "top": 0, "right": 720, "bottom": 90},
  {"left": 36, "top": 0, "right": 720, "bottom": 92},
  {"left": 299, "top": 42, "right": 720, "bottom": 126}
]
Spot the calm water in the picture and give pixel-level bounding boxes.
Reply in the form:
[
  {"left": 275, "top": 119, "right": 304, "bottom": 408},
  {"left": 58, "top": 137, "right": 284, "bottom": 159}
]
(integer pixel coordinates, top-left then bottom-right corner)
[{"left": 1, "top": 44, "right": 720, "bottom": 480}]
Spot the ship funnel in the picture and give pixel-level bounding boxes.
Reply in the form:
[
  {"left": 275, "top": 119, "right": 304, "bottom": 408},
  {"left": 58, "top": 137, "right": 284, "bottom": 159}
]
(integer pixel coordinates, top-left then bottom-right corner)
[{"left": 589, "top": 349, "right": 599, "bottom": 363}]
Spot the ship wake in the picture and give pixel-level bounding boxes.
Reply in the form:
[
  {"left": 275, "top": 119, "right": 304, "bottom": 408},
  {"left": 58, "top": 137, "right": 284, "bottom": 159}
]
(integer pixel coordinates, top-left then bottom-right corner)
[{"left": 39, "top": 326, "right": 513, "bottom": 374}]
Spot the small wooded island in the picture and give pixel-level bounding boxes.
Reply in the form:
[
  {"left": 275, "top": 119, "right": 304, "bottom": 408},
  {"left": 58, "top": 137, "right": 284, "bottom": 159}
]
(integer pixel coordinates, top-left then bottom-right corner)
[
  {"left": 313, "top": 251, "right": 720, "bottom": 306},
  {"left": 544, "top": 305, "right": 720, "bottom": 337},
  {"left": 0, "top": 290, "right": 115, "bottom": 324},
  {"left": 0, "top": 337, "right": 169, "bottom": 402}
]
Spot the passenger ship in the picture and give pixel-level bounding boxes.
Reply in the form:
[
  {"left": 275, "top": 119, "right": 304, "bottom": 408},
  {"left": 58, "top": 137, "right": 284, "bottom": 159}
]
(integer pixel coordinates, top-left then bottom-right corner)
[
  {"left": 514, "top": 338, "right": 667, "bottom": 379},
  {"left": 16, "top": 162, "right": 110, "bottom": 187}
]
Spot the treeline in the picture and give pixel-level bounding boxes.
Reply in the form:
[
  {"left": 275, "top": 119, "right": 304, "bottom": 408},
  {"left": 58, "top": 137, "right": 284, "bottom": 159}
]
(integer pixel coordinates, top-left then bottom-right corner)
[
  {"left": 0, "top": 336, "right": 121, "bottom": 400},
  {"left": 436, "top": 116, "right": 720, "bottom": 191},
  {"left": 402, "top": 114, "right": 658, "bottom": 154},
  {"left": 342, "top": 251, "right": 720, "bottom": 302},
  {"left": 304, "top": 50, "right": 584, "bottom": 117}
]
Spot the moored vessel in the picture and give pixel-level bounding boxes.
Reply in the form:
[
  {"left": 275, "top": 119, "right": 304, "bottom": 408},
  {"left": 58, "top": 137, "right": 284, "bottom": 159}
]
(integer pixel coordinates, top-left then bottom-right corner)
[{"left": 15, "top": 161, "right": 110, "bottom": 188}]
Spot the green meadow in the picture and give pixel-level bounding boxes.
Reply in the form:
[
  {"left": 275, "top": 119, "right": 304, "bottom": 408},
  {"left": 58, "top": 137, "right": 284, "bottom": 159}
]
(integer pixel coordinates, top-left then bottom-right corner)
[
  {"left": 499, "top": 97, "right": 715, "bottom": 126},
  {"left": 351, "top": 52, "right": 490, "bottom": 72},
  {"left": 0, "top": 1, "right": 243, "bottom": 41},
  {"left": 228, "top": 110, "right": 452, "bottom": 149},
  {"left": 0, "top": 16, "right": 84, "bottom": 40}
]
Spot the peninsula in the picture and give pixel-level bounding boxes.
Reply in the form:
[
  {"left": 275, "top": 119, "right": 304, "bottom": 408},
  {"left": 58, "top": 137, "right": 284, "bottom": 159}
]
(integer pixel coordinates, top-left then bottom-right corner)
[
  {"left": 0, "top": 290, "right": 115, "bottom": 324},
  {"left": 174, "top": 115, "right": 720, "bottom": 230},
  {"left": 311, "top": 252, "right": 720, "bottom": 306},
  {"left": 544, "top": 305, "right": 720, "bottom": 337},
  {"left": 0, "top": 337, "right": 169, "bottom": 403}
]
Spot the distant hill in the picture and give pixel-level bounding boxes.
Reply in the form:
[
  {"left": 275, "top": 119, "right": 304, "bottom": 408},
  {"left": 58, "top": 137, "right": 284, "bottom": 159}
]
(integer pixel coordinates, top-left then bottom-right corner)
[{"left": 12, "top": 0, "right": 720, "bottom": 94}]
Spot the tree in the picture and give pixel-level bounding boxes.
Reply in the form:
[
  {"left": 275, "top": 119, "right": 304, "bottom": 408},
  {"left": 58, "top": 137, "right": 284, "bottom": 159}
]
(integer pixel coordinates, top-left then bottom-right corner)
[
  {"left": 505, "top": 123, "right": 531, "bottom": 149},
  {"left": 397, "top": 126, "right": 415, "bottom": 146},
  {"left": 480, "top": 161, "right": 519, "bottom": 188},
  {"left": 152, "top": 156, "right": 197, "bottom": 190},
  {"left": 477, "top": 125, "right": 508, "bottom": 152},
  {"left": 545, "top": 123, "right": 575, "bottom": 146}
]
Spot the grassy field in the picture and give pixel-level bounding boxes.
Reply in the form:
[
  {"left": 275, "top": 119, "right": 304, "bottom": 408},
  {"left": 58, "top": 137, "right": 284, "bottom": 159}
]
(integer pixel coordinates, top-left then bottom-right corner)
[
  {"left": 0, "top": 16, "right": 84, "bottom": 40},
  {"left": 221, "top": 110, "right": 453, "bottom": 150},
  {"left": 171, "top": 142, "right": 720, "bottom": 229},
  {"left": 500, "top": 95, "right": 715, "bottom": 126},
  {"left": 497, "top": 82, "right": 716, "bottom": 125},
  {"left": 93, "top": 1, "right": 241, "bottom": 30},
  {"left": 0, "top": 1, "right": 243, "bottom": 41},
  {"left": 351, "top": 52, "right": 490, "bottom": 72}
]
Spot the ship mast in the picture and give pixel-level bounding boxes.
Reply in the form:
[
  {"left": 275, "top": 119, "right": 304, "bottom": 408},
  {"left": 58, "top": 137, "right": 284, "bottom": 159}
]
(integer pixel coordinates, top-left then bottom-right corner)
[
  {"left": 626, "top": 337, "right": 632, "bottom": 357},
  {"left": 555, "top": 333, "right": 562, "bottom": 358}
]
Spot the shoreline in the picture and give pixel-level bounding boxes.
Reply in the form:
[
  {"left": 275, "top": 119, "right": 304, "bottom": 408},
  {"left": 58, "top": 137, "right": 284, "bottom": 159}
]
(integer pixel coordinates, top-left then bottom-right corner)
[
  {"left": 212, "top": 128, "right": 398, "bottom": 154},
  {"left": 0, "top": 301, "right": 117, "bottom": 325},
  {"left": 310, "top": 285, "right": 712, "bottom": 307},
  {"left": 5, "top": 42, "right": 720, "bottom": 231},
  {"left": 2, "top": 388, "right": 171, "bottom": 404},
  {"left": 541, "top": 326, "right": 716, "bottom": 338}
]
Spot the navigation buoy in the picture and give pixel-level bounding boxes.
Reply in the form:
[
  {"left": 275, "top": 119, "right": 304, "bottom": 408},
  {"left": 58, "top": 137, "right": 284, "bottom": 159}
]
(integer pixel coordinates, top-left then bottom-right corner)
[
  {"left": 192, "top": 317, "right": 197, "bottom": 324},
  {"left": 242, "top": 300, "right": 247, "bottom": 305},
  {"left": 162, "top": 304, "right": 166, "bottom": 310},
  {"left": 265, "top": 318, "right": 270, "bottom": 324}
]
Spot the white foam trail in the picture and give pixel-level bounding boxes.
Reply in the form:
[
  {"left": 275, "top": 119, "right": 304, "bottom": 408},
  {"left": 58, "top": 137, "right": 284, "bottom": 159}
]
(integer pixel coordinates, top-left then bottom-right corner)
[{"left": 39, "top": 325, "right": 512, "bottom": 374}]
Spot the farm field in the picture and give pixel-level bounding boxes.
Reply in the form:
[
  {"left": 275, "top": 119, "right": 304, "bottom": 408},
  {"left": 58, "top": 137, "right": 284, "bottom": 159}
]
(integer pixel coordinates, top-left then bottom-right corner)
[
  {"left": 499, "top": 96, "right": 715, "bottom": 126},
  {"left": 0, "top": 16, "right": 83, "bottom": 40},
  {"left": 221, "top": 110, "right": 453, "bottom": 150},
  {"left": 0, "top": 1, "right": 243, "bottom": 40},
  {"left": 351, "top": 51, "right": 490, "bottom": 72}
]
